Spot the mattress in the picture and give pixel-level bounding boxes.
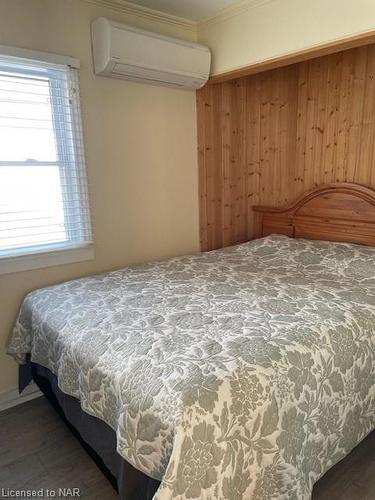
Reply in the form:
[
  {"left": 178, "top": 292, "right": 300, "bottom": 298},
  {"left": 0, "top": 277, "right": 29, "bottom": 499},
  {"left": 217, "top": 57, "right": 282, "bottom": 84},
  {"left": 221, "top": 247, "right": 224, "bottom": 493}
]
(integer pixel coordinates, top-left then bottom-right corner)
[{"left": 8, "top": 235, "right": 375, "bottom": 499}]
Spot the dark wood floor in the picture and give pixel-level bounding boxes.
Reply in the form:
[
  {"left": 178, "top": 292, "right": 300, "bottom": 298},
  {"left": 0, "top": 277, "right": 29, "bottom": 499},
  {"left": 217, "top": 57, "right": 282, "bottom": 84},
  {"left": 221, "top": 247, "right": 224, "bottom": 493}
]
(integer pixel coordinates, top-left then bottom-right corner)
[{"left": 0, "top": 397, "right": 373, "bottom": 499}]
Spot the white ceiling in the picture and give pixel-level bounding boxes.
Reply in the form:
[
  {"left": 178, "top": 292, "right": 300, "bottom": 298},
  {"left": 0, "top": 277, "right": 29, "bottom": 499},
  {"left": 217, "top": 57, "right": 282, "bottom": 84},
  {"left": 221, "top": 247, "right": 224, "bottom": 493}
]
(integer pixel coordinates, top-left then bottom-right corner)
[{"left": 128, "top": 0, "right": 243, "bottom": 21}]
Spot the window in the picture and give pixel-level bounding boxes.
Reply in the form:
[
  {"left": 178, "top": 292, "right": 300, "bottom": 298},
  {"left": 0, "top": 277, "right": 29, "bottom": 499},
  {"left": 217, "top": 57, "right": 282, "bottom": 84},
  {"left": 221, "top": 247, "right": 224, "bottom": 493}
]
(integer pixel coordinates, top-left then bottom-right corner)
[{"left": 0, "top": 47, "right": 93, "bottom": 274}]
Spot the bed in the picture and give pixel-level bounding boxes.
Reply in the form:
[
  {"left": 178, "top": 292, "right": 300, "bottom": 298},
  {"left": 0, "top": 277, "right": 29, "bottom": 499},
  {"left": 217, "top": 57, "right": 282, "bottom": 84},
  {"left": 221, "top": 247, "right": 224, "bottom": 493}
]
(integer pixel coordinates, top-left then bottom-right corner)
[{"left": 7, "top": 182, "right": 375, "bottom": 500}]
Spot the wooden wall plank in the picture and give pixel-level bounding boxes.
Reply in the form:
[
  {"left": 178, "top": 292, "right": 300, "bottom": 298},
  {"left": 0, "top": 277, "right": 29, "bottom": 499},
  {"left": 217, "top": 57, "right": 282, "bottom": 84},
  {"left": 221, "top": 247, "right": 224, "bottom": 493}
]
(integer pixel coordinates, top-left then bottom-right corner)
[
  {"left": 245, "top": 76, "right": 261, "bottom": 240},
  {"left": 212, "top": 83, "right": 223, "bottom": 249},
  {"left": 197, "top": 43, "right": 375, "bottom": 250},
  {"left": 232, "top": 79, "right": 247, "bottom": 244},
  {"left": 196, "top": 87, "right": 208, "bottom": 251}
]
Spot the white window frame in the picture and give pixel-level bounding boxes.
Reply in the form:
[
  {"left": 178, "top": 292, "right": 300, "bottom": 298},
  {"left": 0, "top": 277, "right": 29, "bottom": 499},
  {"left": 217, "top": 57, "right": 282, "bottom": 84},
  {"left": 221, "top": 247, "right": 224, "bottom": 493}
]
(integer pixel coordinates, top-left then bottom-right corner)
[{"left": 0, "top": 46, "right": 94, "bottom": 275}]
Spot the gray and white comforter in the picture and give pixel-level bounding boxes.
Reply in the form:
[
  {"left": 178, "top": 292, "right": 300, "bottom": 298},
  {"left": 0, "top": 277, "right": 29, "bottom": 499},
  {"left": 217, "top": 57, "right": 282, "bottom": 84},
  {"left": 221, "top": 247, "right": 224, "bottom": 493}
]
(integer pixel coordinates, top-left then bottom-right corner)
[{"left": 8, "top": 235, "right": 375, "bottom": 499}]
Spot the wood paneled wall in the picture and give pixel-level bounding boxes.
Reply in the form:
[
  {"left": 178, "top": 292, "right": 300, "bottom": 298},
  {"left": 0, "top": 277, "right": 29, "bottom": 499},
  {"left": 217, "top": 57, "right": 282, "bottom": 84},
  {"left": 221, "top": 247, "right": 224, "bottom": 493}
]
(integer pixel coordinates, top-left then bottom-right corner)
[{"left": 197, "top": 44, "right": 375, "bottom": 251}]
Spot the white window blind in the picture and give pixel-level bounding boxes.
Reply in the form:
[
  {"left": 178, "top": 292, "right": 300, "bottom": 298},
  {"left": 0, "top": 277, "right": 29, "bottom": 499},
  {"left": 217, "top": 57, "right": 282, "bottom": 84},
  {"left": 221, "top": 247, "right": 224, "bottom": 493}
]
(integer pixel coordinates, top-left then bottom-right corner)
[{"left": 0, "top": 50, "right": 93, "bottom": 270}]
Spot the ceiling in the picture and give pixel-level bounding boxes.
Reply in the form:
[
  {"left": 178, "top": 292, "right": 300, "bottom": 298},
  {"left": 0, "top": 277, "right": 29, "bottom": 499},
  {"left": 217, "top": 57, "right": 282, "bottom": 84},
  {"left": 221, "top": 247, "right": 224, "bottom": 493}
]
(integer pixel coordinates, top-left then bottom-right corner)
[{"left": 128, "top": 0, "right": 244, "bottom": 21}]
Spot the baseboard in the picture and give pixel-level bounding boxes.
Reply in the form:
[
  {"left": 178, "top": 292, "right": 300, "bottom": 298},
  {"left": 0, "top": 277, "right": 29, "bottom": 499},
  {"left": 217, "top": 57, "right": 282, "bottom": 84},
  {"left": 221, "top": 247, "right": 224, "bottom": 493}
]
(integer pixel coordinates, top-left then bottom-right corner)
[{"left": 0, "top": 383, "right": 42, "bottom": 412}]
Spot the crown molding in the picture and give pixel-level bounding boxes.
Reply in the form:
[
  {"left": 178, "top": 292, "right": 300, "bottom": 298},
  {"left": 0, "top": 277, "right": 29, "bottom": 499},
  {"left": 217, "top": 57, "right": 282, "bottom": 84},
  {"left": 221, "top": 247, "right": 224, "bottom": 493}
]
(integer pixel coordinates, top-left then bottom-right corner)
[
  {"left": 81, "top": 0, "right": 197, "bottom": 33},
  {"left": 198, "top": 0, "right": 275, "bottom": 29},
  {"left": 82, "top": 0, "right": 276, "bottom": 33}
]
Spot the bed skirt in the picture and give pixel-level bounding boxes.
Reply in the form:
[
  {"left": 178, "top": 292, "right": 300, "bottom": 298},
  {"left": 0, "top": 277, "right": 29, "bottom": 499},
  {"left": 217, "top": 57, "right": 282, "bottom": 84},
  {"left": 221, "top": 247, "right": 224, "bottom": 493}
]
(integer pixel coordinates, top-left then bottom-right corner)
[{"left": 21, "top": 361, "right": 160, "bottom": 500}]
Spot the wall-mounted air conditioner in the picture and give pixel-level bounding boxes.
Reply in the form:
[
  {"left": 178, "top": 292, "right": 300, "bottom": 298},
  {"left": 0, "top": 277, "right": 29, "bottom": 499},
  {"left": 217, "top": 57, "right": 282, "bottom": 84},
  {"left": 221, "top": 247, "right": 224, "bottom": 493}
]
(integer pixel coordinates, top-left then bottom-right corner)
[{"left": 91, "top": 18, "right": 211, "bottom": 90}]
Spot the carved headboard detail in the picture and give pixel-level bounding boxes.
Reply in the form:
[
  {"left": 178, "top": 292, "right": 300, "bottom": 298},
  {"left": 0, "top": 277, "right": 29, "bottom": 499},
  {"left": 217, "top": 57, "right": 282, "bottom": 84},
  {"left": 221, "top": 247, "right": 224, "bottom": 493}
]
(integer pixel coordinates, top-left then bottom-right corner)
[{"left": 253, "top": 183, "right": 375, "bottom": 246}]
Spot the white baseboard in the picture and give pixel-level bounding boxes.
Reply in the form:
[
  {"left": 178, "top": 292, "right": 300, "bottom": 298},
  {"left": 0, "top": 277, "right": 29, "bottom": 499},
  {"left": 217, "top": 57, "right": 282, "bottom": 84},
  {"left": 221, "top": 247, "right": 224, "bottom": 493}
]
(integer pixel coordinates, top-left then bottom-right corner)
[{"left": 0, "top": 383, "right": 42, "bottom": 412}]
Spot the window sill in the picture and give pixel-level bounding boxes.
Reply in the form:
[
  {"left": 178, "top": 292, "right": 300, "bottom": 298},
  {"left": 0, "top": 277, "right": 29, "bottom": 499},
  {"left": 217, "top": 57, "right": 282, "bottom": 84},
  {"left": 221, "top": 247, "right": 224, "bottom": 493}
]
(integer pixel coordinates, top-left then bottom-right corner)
[{"left": 0, "top": 244, "right": 95, "bottom": 275}]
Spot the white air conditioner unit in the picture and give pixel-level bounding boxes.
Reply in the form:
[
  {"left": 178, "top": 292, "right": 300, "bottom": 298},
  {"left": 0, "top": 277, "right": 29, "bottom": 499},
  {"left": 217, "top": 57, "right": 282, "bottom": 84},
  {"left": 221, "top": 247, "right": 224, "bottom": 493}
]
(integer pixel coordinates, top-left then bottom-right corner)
[{"left": 91, "top": 18, "right": 211, "bottom": 90}]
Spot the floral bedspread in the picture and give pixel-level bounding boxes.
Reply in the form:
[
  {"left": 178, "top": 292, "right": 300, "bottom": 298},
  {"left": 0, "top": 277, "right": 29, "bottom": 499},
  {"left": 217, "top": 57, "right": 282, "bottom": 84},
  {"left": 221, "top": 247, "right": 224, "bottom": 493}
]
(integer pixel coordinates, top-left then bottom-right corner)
[{"left": 8, "top": 235, "right": 375, "bottom": 499}]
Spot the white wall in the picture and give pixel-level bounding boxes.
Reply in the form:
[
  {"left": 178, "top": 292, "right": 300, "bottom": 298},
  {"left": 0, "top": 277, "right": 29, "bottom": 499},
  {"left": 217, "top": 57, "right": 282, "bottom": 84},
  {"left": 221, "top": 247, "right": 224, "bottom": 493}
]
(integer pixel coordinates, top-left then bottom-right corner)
[
  {"left": 199, "top": 0, "right": 375, "bottom": 75},
  {"left": 0, "top": 0, "right": 199, "bottom": 395}
]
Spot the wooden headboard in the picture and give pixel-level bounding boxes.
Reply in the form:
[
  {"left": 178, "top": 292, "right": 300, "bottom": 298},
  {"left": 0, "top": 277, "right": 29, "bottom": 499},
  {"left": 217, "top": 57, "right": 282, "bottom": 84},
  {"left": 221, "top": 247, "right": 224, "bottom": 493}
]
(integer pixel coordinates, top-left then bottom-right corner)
[{"left": 253, "top": 183, "right": 375, "bottom": 246}]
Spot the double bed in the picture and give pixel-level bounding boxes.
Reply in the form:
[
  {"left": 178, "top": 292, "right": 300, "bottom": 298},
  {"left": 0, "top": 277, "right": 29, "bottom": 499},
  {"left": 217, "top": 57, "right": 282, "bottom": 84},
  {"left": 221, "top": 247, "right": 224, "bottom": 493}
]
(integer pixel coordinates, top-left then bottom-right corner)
[{"left": 7, "top": 183, "right": 375, "bottom": 499}]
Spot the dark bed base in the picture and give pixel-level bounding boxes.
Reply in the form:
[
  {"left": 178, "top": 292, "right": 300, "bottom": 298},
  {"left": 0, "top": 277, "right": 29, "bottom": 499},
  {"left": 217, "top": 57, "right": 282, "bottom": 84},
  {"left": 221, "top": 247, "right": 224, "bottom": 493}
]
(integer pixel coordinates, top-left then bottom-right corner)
[{"left": 27, "top": 363, "right": 160, "bottom": 500}]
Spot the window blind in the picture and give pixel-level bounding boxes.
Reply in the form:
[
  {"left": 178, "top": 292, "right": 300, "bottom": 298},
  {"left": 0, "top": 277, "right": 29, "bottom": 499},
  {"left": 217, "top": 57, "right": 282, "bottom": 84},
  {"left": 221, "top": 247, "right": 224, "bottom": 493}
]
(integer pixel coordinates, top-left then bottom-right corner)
[{"left": 0, "top": 53, "right": 92, "bottom": 259}]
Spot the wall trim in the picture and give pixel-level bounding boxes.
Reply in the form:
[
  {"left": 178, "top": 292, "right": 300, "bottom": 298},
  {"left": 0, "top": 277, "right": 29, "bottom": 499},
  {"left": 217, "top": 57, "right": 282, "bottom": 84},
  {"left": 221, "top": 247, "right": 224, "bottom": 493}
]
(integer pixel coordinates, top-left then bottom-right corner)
[
  {"left": 0, "top": 383, "right": 42, "bottom": 412},
  {"left": 81, "top": 0, "right": 197, "bottom": 33}
]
